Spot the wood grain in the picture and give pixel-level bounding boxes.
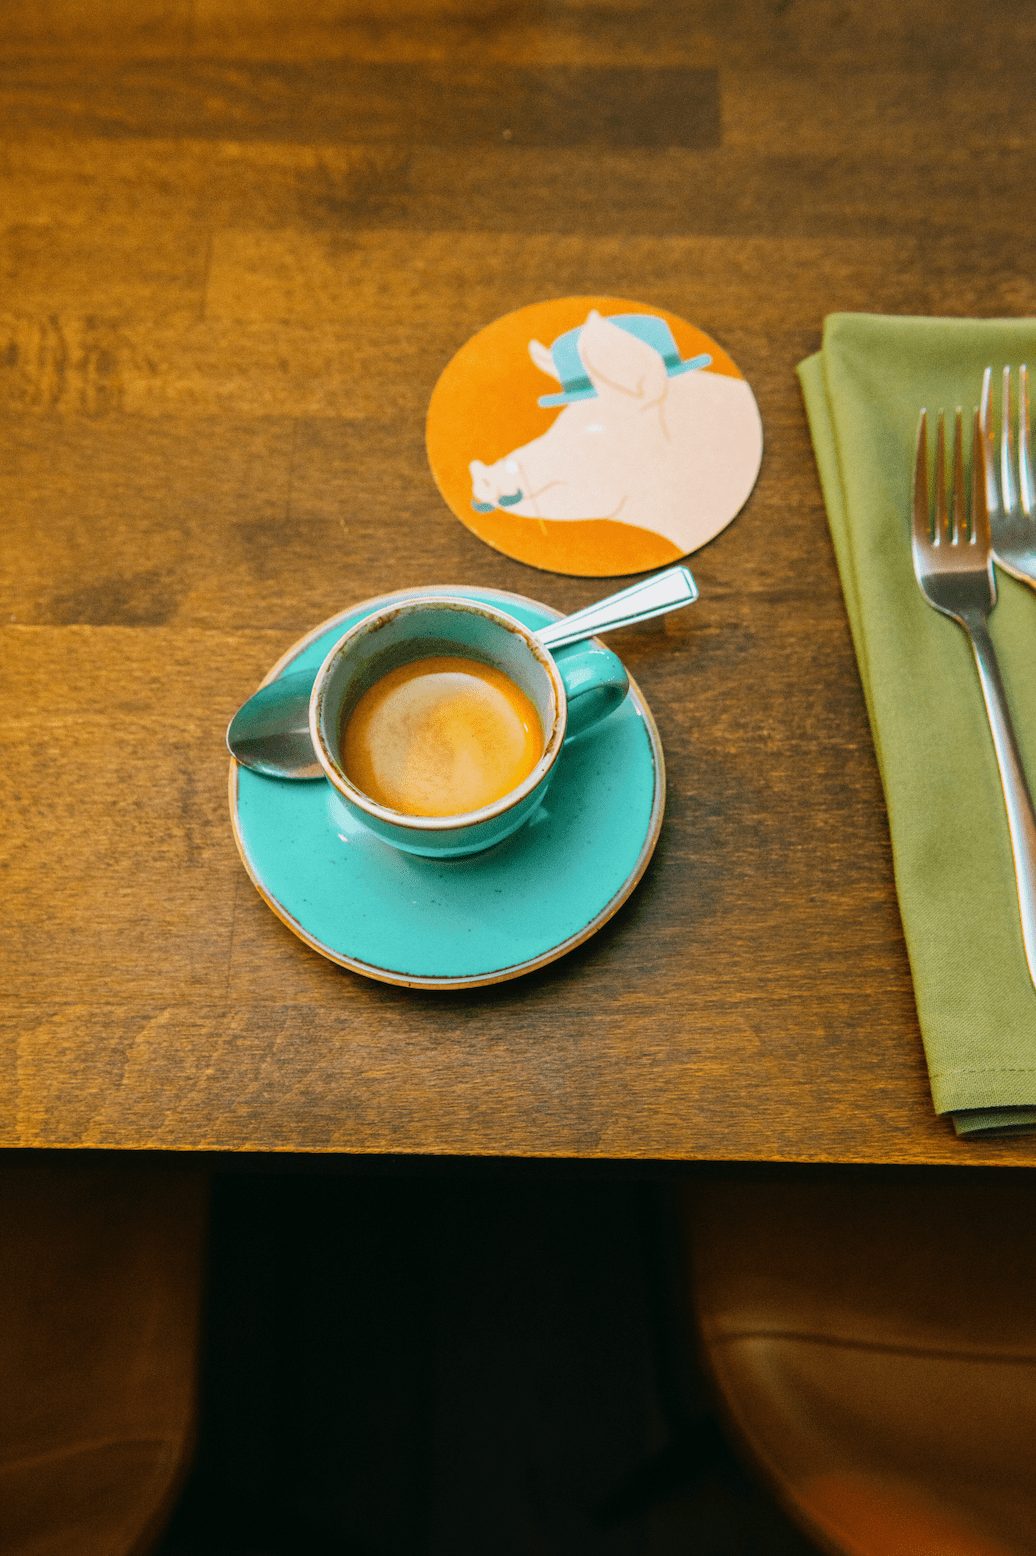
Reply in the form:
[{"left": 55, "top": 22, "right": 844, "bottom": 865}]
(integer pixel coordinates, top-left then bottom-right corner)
[
  {"left": 0, "top": 59, "right": 722, "bottom": 146},
  {"left": 5, "top": 0, "right": 1036, "bottom": 1163}
]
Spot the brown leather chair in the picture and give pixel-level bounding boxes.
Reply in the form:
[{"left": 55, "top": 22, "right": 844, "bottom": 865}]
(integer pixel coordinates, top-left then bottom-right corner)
[
  {"left": 683, "top": 1174, "right": 1036, "bottom": 1556},
  {"left": 0, "top": 1166, "right": 208, "bottom": 1556}
]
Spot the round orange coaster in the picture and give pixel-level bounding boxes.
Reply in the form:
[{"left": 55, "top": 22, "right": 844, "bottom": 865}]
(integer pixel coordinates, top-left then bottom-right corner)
[{"left": 426, "top": 296, "right": 763, "bottom": 578}]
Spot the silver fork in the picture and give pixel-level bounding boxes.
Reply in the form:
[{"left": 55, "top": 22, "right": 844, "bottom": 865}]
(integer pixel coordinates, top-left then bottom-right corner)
[
  {"left": 912, "top": 405, "right": 1036, "bottom": 990},
  {"left": 981, "top": 364, "right": 1036, "bottom": 587}
]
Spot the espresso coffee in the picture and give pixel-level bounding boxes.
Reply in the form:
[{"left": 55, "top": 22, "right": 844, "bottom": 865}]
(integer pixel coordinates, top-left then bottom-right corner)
[{"left": 342, "top": 655, "right": 545, "bottom": 817}]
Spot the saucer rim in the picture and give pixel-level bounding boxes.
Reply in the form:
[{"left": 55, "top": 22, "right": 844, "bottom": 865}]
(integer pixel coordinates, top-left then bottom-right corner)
[{"left": 228, "top": 585, "right": 665, "bottom": 990}]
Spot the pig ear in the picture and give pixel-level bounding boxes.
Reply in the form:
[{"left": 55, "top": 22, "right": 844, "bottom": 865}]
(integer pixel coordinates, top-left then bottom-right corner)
[
  {"left": 528, "top": 338, "right": 561, "bottom": 381},
  {"left": 577, "top": 311, "right": 668, "bottom": 404}
]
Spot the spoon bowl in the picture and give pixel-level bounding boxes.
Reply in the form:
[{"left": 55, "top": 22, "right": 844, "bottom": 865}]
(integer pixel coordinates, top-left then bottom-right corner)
[{"left": 226, "top": 670, "right": 325, "bottom": 780}]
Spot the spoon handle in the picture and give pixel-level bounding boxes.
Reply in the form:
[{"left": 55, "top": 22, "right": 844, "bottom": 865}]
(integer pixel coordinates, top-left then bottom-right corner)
[{"left": 535, "top": 566, "right": 698, "bottom": 651}]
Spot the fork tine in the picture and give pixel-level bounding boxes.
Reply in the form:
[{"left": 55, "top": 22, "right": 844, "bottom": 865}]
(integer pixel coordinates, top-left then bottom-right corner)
[
  {"left": 951, "top": 406, "right": 967, "bottom": 542},
  {"left": 934, "top": 410, "right": 949, "bottom": 544},
  {"left": 1001, "top": 366, "right": 1019, "bottom": 514},
  {"left": 980, "top": 366, "right": 1000, "bottom": 516},
  {"left": 972, "top": 405, "right": 992, "bottom": 553},
  {"left": 1019, "top": 364, "right": 1034, "bottom": 517},
  {"left": 913, "top": 408, "right": 929, "bottom": 542}
]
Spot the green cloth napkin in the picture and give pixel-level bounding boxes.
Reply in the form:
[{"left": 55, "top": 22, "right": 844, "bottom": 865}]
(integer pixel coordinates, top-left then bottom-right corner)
[{"left": 798, "top": 314, "right": 1036, "bottom": 1138}]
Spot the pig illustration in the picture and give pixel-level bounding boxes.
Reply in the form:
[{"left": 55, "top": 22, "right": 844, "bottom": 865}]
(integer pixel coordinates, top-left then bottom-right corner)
[{"left": 468, "top": 310, "right": 762, "bottom": 554}]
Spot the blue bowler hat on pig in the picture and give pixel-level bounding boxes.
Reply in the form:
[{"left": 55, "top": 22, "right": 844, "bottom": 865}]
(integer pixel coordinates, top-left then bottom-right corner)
[{"left": 537, "top": 313, "right": 712, "bottom": 408}]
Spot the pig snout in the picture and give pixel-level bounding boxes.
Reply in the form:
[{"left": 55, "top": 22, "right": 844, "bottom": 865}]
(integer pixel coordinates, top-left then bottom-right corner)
[{"left": 469, "top": 457, "right": 525, "bottom": 513}]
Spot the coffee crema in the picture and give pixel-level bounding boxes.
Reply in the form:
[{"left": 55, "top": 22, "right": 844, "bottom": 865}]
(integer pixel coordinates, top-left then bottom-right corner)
[{"left": 342, "top": 655, "right": 545, "bottom": 817}]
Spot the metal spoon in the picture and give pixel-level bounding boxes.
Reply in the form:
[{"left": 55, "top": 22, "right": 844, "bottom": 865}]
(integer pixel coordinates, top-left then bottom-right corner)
[{"left": 227, "top": 564, "right": 698, "bottom": 780}]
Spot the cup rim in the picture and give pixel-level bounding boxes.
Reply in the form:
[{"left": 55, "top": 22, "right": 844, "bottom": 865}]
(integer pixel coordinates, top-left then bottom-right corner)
[{"left": 309, "top": 594, "right": 568, "bottom": 832}]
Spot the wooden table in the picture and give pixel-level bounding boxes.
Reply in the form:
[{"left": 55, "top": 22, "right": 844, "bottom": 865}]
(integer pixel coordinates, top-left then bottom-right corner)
[{"left": 4, "top": 0, "right": 1036, "bottom": 1165}]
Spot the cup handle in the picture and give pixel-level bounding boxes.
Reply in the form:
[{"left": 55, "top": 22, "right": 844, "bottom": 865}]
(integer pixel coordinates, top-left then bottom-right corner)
[{"left": 551, "top": 640, "right": 630, "bottom": 739}]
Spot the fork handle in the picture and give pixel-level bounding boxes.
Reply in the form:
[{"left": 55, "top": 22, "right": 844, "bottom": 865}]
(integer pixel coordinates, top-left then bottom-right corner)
[{"left": 964, "top": 613, "right": 1036, "bottom": 989}]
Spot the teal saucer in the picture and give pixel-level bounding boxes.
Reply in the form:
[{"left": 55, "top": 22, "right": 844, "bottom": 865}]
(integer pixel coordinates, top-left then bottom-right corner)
[{"left": 229, "top": 586, "right": 665, "bottom": 989}]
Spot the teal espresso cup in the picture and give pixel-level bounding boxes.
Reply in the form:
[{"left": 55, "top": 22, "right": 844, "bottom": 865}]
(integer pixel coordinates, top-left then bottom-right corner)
[{"left": 309, "top": 594, "right": 629, "bottom": 858}]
